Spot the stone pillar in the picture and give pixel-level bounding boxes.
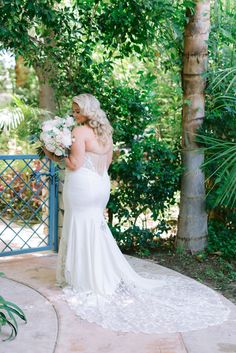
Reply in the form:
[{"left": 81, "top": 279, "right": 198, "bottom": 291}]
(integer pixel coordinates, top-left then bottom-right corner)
[{"left": 57, "top": 167, "right": 65, "bottom": 247}]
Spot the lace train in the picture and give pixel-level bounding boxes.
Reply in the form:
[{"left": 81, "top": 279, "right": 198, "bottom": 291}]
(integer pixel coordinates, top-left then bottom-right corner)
[
  {"left": 57, "top": 160, "right": 231, "bottom": 334},
  {"left": 61, "top": 268, "right": 230, "bottom": 334}
]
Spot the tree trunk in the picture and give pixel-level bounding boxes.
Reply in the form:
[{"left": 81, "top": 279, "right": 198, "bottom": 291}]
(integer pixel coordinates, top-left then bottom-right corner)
[
  {"left": 176, "top": 1, "right": 210, "bottom": 252},
  {"left": 35, "top": 62, "right": 58, "bottom": 248},
  {"left": 34, "top": 30, "right": 57, "bottom": 117},
  {"left": 15, "top": 56, "right": 29, "bottom": 87},
  {"left": 35, "top": 67, "right": 56, "bottom": 118}
]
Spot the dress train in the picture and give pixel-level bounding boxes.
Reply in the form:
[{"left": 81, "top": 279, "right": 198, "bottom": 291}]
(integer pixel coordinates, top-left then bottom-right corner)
[{"left": 56, "top": 152, "right": 230, "bottom": 334}]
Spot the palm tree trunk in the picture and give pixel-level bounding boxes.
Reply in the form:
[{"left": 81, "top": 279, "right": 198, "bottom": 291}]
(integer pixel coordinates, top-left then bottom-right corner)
[{"left": 176, "top": 1, "right": 211, "bottom": 252}]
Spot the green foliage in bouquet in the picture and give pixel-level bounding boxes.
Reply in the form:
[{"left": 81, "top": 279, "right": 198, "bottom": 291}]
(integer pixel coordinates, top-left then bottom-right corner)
[{"left": 35, "top": 146, "right": 46, "bottom": 160}]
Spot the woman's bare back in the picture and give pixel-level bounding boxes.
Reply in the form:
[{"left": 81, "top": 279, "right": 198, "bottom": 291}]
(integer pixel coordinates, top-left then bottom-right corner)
[
  {"left": 84, "top": 125, "right": 113, "bottom": 155},
  {"left": 67, "top": 125, "right": 113, "bottom": 172},
  {"left": 82, "top": 125, "right": 113, "bottom": 172}
]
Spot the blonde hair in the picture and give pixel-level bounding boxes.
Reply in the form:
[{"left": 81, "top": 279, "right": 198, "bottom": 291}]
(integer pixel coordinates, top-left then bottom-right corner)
[{"left": 72, "top": 93, "right": 113, "bottom": 145}]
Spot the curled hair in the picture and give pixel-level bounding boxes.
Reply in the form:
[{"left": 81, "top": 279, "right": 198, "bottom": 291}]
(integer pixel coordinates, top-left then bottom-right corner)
[{"left": 72, "top": 93, "right": 113, "bottom": 145}]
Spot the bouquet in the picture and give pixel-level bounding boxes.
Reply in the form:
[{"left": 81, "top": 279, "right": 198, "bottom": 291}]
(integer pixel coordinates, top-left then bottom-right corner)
[{"left": 38, "top": 115, "right": 76, "bottom": 159}]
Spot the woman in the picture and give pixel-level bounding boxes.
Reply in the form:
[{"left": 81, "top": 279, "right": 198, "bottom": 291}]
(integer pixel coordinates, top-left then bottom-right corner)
[{"left": 45, "top": 93, "right": 230, "bottom": 334}]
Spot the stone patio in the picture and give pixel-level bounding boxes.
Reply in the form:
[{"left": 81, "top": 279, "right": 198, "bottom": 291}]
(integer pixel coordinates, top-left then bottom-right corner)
[{"left": 0, "top": 252, "right": 236, "bottom": 353}]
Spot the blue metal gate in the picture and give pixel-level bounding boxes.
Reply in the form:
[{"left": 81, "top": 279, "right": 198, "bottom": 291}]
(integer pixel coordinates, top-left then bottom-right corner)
[{"left": 0, "top": 155, "right": 58, "bottom": 256}]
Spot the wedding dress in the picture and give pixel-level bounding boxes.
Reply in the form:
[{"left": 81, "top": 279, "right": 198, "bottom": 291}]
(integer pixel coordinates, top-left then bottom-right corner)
[{"left": 56, "top": 150, "right": 230, "bottom": 334}]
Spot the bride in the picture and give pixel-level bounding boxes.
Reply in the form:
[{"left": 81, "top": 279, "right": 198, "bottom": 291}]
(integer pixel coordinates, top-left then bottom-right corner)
[{"left": 45, "top": 93, "right": 230, "bottom": 334}]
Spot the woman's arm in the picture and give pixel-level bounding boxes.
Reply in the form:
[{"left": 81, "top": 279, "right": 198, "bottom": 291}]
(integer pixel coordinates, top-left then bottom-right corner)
[
  {"left": 43, "top": 127, "right": 86, "bottom": 170},
  {"left": 64, "top": 126, "right": 86, "bottom": 171}
]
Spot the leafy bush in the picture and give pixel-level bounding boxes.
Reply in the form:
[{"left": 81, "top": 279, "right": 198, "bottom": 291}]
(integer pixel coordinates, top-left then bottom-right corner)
[
  {"left": 108, "top": 129, "right": 181, "bottom": 252},
  {"left": 207, "top": 220, "right": 236, "bottom": 261}
]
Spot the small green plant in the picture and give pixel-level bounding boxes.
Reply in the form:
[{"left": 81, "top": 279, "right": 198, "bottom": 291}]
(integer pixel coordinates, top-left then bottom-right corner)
[
  {"left": 207, "top": 220, "right": 236, "bottom": 261},
  {"left": 0, "top": 295, "right": 27, "bottom": 341},
  {"left": 175, "top": 245, "right": 185, "bottom": 255},
  {"left": 136, "top": 247, "right": 151, "bottom": 258}
]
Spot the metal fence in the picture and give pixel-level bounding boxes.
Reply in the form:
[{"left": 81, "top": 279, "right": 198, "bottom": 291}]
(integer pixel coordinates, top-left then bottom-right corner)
[{"left": 0, "top": 155, "right": 58, "bottom": 256}]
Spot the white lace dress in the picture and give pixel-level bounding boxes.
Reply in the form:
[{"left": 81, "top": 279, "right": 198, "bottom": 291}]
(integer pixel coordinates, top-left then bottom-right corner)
[{"left": 56, "top": 151, "right": 230, "bottom": 334}]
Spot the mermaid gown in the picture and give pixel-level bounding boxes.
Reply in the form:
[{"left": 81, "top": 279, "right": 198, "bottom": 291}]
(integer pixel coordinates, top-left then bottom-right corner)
[{"left": 56, "top": 150, "right": 230, "bottom": 334}]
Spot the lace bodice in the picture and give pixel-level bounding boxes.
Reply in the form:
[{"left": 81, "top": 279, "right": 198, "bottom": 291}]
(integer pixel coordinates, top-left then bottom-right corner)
[{"left": 82, "top": 151, "right": 110, "bottom": 176}]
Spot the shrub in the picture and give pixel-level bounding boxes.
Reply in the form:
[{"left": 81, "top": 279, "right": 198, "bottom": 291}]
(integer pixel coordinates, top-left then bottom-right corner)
[
  {"left": 207, "top": 220, "right": 236, "bottom": 261},
  {"left": 108, "top": 129, "right": 181, "bottom": 252}
]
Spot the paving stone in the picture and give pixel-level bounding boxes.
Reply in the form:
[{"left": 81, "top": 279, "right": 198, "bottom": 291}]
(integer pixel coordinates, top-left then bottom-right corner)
[
  {"left": 0, "top": 276, "right": 58, "bottom": 353},
  {"left": 0, "top": 252, "right": 235, "bottom": 353}
]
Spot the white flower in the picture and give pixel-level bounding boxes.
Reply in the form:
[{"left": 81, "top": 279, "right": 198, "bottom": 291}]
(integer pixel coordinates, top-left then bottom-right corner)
[
  {"left": 40, "top": 132, "right": 52, "bottom": 143},
  {"left": 42, "top": 120, "right": 57, "bottom": 131},
  {"left": 61, "top": 133, "right": 72, "bottom": 147},
  {"left": 40, "top": 115, "right": 75, "bottom": 158},
  {"left": 40, "top": 132, "right": 46, "bottom": 141},
  {"left": 55, "top": 131, "right": 72, "bottom": 148},
  {"left": 55, "top": 131, "right": 63, "bottom": 143},
  {"left": 54, "top": 147, "right": 63, "bottom": 156},
  {"left": 45, "top": 143, "right": 56, "bottom": 153},
  {"left": 54, "top": 116, "right": 60, "bottom": 119},
  {"left": 64, "top": 116, "right": 75, "bottom": 127},
  {"left": 52, "top": 126, "right": 61, "bottom": 135}
]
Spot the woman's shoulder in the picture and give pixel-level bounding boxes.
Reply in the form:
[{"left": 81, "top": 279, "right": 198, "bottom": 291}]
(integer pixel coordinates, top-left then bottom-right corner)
[{"left": 72, "top": 125, "right": 92, "bottom": 136}]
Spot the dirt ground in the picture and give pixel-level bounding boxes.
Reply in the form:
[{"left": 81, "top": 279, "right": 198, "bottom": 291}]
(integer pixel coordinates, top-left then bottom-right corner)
[{"left": 131, "top": 245, "right": 236, "bottom": 305}]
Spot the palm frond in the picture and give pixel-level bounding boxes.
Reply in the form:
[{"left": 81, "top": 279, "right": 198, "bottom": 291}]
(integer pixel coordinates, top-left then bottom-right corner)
[
  {"left": 209, "top": 67, "right": 236, "bottom": 91},
  {"left": 0, "top": 95, "right": 48, "bottom": 131},
  {"left": 196, "top": 133, "right": 236, "bottom": 207},
  {"left": 0, "top": 107, "right": 24, "bottom": 130}
]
